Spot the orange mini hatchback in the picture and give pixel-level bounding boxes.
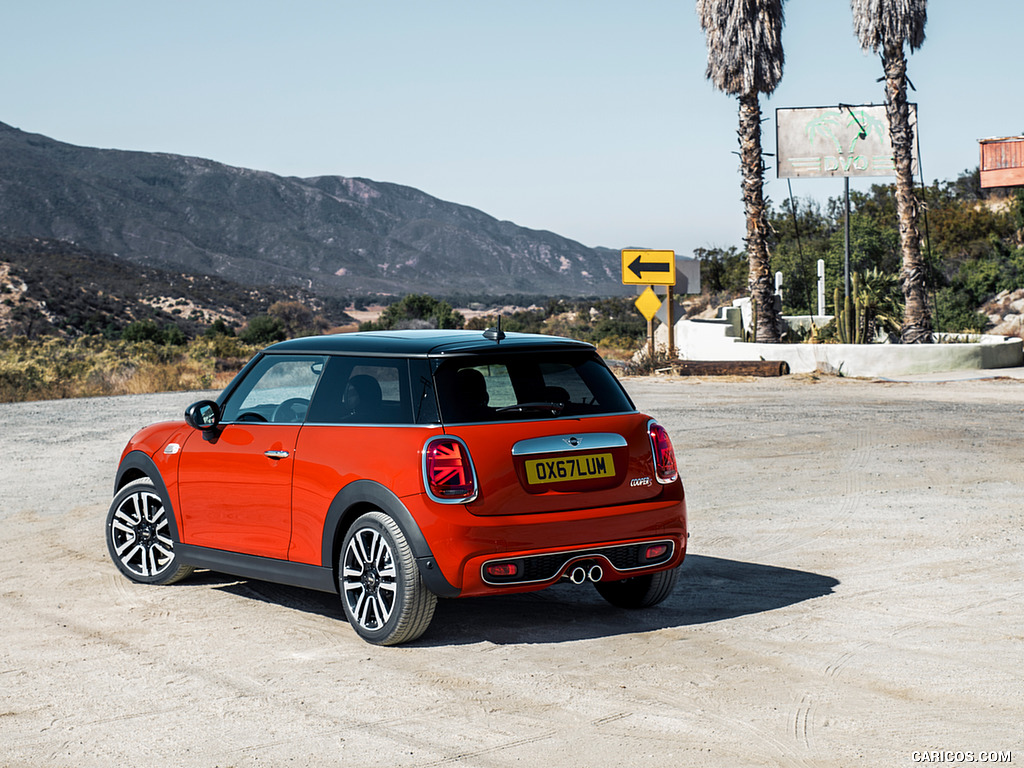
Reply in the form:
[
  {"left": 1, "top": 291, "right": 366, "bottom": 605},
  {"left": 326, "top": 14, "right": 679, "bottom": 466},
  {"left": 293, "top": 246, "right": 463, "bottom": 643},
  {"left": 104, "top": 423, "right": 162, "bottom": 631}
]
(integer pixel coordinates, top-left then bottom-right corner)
[{"left": 106, "top": 329, "right": 687, "bottom": 645}]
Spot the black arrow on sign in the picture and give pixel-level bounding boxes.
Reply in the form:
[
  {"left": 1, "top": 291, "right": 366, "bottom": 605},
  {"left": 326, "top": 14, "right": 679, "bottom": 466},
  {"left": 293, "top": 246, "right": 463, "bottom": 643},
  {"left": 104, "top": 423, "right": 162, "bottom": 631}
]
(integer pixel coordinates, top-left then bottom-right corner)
[{"left": 627, "top": 253, "right": 671, "bottom": 280}]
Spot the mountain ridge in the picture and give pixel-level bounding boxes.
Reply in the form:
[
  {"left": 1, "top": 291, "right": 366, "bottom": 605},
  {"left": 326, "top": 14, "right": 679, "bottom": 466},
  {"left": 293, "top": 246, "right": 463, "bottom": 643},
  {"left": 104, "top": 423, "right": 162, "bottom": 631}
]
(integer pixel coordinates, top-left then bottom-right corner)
[
  {"left": 0, "top": 235, "right": 352, "bottom": 339},
  {"left": 0, "top": 121, "right": 625, "bottom": 296}
]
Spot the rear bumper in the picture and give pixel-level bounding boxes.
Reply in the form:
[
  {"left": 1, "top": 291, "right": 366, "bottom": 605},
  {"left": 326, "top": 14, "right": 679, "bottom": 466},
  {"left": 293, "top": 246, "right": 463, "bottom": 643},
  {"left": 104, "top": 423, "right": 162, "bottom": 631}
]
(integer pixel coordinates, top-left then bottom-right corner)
[
  {"left": 478, "top": 537, "right": 679, "bottom": 587},
  {"left": 404, "top": 480, "right": 687, "bottom": 598}
]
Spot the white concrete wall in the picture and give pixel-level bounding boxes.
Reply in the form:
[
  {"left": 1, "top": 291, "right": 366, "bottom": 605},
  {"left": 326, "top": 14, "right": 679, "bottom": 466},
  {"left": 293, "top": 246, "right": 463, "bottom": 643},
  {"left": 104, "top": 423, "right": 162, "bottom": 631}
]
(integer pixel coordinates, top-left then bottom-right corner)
[{"left": 657, "top": 312, "right": 1024, "bottom": 377}]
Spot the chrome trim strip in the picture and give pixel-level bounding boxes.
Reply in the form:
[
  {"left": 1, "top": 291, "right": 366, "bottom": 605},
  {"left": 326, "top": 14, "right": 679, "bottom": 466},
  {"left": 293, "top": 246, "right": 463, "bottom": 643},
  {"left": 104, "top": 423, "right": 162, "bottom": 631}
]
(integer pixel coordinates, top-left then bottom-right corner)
[
  {"left": 218, "top": 420, "right": 440, "bottom": 428},
  {"left": 511, "top": 432, "right": 627, "bottom": 457},
  {"left": 480, "top": 539, "right": 676, "bottom": 586},
  {"left": 300, "top": 421, "right": 440, "bottom": 428}
]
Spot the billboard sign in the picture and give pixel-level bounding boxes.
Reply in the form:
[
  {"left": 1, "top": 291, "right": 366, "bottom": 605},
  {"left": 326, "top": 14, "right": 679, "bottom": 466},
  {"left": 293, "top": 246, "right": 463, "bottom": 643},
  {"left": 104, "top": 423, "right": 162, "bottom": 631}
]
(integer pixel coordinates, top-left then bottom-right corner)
[{"left": 776, "top": 104, "right": 918, "bottom": 179}]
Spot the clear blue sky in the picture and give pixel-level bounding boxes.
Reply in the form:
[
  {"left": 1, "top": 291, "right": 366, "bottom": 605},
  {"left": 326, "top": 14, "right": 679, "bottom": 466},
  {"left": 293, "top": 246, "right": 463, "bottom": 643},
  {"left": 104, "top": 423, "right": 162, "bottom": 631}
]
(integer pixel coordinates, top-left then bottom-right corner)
[{"left": 3, "top": 1, "right": 1021, "bottom": 262}]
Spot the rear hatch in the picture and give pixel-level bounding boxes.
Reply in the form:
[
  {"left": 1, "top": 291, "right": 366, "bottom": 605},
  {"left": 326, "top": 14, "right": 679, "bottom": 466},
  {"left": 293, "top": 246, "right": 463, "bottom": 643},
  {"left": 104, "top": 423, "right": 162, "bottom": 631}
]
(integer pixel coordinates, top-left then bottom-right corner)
[
  {"left": 430, "top": 346, "right": 667, "bottom": 515},
  {"left": 447, "top": 414, "right": 663, "bottom": 516}
]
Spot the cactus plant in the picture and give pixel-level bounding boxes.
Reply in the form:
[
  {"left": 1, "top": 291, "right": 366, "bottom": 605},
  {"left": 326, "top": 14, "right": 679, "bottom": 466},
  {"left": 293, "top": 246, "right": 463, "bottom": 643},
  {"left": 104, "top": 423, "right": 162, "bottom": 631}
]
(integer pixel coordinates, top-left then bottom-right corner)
[
  {"left": 835, "top": 280, "right": 867, "bottom": 344},
  {"left": 834, "top": 269, "right": 900, "bottom": 344}
]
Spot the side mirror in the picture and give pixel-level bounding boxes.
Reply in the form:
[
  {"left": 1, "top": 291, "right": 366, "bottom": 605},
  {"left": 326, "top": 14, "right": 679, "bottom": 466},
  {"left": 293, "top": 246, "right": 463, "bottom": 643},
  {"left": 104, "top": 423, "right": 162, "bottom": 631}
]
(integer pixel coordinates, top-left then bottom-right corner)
[{"left": 184, "top": 400, "right": 221, "bottom": 431}]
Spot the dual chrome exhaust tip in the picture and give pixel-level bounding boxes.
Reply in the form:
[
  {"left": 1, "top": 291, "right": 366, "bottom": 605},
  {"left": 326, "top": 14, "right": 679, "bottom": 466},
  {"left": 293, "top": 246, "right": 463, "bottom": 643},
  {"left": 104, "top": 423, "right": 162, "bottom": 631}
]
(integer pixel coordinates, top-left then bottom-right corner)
[{"left": 566, "top": 563, "right": 604, "bottom": 584}]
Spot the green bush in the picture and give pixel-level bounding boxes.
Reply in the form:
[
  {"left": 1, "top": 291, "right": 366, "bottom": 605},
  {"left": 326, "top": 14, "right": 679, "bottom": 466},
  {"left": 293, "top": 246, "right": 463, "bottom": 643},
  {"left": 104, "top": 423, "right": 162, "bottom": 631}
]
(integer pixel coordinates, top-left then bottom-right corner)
[
  {"left": 361, "top": 294, "right": 464, "bottom": 331},
  {"left": 933, "top": 287, "right": 988, "bottom": 333},
  {"left": 240, "top": 315, "right": 287, "bottom": 344},
  {"left": 123, "top": 321, "right": 188, "bottom": 346},
  {"left": 696, "top": 246, "right": 747, "bottom": 297},
  {"left": 122, "top": 321, "right": 163, "bottom": 344},
  {"left": 204, "top": 318, "right": 236, "bottom": 338}
]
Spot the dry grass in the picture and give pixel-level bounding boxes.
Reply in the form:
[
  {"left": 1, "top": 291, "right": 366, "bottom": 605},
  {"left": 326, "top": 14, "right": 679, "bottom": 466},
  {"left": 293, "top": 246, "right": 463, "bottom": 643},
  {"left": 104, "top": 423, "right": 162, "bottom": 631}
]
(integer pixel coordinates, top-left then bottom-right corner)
[
  {"left": 0, "top": 336, "right": 254, "bottom": 402},
  {"left": 1, "top": 332, "right": 648, "bottom": 403}
]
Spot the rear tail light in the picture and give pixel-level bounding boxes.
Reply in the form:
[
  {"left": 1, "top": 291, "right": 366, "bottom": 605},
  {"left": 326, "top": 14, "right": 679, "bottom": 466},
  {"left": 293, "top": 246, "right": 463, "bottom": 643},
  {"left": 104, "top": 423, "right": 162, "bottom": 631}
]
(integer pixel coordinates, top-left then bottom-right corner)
[
  {"left": 647, "top": 421, "right": 678, "bottom": 484},
  {"left": 485, "top": 562, "right": 519, "bottom": 579},
  {"left": 423, "top": 436, "right": 478, "bottom": 503},
  {"left": 645, "top": 543, "right": 669, "bottom": 561}
]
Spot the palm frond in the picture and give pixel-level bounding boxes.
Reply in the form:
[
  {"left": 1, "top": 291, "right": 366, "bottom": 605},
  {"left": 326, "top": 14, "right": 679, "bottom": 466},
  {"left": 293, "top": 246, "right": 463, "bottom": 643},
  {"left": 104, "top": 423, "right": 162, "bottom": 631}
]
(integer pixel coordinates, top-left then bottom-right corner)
[
  {"left": 850, "top": 0, "right": 927, "bottom": 54},
  {"left": 697, "top": 0, "right": 786, "bottom": 96}
]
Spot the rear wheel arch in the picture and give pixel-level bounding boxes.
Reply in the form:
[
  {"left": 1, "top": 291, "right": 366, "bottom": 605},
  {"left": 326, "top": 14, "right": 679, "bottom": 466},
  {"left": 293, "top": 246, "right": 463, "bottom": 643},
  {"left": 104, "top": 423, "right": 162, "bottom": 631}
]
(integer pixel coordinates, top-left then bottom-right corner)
[
  {"left": 338, "top": 510, "right": 437, "bottom": 645},
  {"left": 321, "top": 480, "right": 459, "bottom": 598}
]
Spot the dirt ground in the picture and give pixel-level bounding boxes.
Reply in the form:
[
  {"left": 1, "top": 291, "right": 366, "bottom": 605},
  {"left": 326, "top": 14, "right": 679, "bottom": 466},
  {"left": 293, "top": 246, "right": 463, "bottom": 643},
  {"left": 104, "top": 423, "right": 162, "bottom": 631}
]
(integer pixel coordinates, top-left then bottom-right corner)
[{"left": 1, "top": 373, "right": 1022, "bottom": 767}]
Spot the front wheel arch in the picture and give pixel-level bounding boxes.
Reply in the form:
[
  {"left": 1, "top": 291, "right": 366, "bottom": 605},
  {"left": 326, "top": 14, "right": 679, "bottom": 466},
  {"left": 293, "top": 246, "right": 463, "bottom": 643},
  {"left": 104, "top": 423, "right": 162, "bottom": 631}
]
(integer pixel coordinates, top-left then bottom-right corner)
[
  {"left": 115, "top": 451, "right": 182, "bottom": 542},
  {"left": 106, "top": 477, "right": 194, "bottom": 585}
]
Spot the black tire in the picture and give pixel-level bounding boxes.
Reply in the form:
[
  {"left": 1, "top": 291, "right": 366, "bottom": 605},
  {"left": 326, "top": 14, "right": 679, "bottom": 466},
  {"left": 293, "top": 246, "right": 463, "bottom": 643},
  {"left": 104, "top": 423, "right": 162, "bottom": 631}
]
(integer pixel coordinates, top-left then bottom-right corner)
[
  {"left": 594, "top": 567, "right": 679, "bottom": 609},
  {"left": 105, "top": 478, "right": 194, "bottom": 585},
  {"left": 339, "top": 511, "right": 437, "bottom": 645}
]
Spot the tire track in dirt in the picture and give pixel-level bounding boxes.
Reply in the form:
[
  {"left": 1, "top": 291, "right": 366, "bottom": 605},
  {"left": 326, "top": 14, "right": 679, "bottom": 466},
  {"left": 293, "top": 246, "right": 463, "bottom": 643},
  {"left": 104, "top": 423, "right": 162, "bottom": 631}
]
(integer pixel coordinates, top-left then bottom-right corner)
[
  {"left": 791, "top": 693, "right": 815, "bottom": 751},
  {"left": 757, "top": 427, "right": 873, "bottom": 766},
  {"left": 752, "top": 427, "right": 871, "bottom": 562},
  {"left": 6, "top": 591, "right": 530, "bottom": 766}
]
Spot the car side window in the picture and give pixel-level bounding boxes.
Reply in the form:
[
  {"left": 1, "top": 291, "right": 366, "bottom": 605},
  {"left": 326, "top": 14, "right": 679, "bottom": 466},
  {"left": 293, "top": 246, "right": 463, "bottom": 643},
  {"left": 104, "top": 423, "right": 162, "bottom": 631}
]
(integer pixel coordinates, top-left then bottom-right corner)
[
  {"left": 220, "top": 355, "right": 326, "bottom": 424},
  {"left": 306, "top": 357, "right": 414, "bottom": 424}
]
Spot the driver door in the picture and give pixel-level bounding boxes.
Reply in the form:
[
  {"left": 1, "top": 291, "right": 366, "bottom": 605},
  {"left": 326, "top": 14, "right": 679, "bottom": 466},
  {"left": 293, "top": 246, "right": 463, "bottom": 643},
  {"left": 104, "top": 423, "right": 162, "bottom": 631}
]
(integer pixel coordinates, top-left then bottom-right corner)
[{"left": 176, "top": 354, "right": 326, "bottom": 559}]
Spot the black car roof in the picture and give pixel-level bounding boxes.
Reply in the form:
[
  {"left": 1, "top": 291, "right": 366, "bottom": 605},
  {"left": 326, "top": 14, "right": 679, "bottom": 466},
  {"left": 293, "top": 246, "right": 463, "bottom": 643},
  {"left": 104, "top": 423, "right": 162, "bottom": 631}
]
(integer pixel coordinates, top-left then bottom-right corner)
[{"left": 263, "top": 329, "right": 596, "bottom": 357}]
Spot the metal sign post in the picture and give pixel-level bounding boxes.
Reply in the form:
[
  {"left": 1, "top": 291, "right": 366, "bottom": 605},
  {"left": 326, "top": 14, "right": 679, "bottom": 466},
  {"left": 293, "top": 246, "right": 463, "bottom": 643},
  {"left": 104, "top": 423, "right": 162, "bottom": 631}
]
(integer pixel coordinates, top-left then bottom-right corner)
[
  {"left": 666, "top": 285, "right": 674, "bottom": 359},
  {"left": 844, "top": 176, "right": 851, "bottom": 299},
  {"left": 816, "top": 259, "right": 826, "bottom": 316},
  {"left": 633, "top": 286, "right": 662, "bottom": 362}
]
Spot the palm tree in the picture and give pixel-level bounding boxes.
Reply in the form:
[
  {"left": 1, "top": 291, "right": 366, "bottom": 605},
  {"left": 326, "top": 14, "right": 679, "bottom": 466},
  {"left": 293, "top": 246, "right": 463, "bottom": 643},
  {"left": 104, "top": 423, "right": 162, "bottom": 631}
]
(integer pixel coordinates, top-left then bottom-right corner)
[
  {"left": 851, "top": 0, "right": 932, "bottom": 343},
  {"left": 697, "top": 0, "right": 786, "bottom": 343}
]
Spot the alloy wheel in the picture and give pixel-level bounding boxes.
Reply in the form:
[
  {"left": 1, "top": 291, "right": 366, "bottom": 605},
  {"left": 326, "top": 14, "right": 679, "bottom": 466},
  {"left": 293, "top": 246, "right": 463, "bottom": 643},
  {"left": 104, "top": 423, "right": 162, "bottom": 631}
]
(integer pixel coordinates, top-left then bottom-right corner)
[
  {"left": 342, "top": 526, "right": 398, "bottom": 631},
  {"left": 109, "top": 488, "right": 175, "bottom": 579}
]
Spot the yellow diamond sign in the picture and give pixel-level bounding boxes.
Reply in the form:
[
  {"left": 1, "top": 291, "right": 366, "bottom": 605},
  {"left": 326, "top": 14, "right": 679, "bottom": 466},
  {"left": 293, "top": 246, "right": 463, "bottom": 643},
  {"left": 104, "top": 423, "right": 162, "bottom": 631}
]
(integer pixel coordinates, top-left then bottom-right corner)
[{"left": 634, "top": 286, "right": 662, "bottom": 322}]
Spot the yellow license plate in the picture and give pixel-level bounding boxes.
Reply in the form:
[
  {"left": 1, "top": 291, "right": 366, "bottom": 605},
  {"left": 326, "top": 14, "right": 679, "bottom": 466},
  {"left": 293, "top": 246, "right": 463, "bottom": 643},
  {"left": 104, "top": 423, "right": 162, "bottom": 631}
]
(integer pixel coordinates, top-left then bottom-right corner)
[{"left": 524, "top": 453, "right": 615, "bottom": 485}]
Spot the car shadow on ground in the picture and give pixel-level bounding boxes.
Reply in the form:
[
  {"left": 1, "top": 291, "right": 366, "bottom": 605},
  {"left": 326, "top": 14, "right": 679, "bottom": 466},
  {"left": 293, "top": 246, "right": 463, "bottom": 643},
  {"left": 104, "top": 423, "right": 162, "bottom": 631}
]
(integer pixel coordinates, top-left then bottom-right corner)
[
  {"left": 203, "top": 554, "right": 838, "bottom": 646},
  {"left": 424, "top": 555, "right": 839, "bottom": 646}
]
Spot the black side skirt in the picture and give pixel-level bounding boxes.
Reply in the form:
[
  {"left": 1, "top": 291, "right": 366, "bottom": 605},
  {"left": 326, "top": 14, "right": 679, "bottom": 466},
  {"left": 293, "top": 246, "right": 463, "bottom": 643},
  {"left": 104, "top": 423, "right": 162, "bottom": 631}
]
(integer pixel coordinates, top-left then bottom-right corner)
[{"left": 176, "top": 544, "right": 337, "bottom": 594}]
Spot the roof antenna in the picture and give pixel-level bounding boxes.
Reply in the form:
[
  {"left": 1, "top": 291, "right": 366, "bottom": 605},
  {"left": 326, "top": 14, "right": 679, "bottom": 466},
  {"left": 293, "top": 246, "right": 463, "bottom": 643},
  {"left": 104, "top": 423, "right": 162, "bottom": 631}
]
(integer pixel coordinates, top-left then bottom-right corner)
[{"left": 483, "top": 315, "right": 505, "bottom": 342}]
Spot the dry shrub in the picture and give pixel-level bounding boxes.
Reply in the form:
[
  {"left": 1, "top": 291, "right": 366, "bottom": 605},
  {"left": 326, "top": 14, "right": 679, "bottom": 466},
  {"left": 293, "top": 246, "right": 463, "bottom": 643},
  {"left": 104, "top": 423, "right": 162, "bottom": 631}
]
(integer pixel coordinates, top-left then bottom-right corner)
[{"left": 0, "top": 336, "right": 231, "bottom": 402}]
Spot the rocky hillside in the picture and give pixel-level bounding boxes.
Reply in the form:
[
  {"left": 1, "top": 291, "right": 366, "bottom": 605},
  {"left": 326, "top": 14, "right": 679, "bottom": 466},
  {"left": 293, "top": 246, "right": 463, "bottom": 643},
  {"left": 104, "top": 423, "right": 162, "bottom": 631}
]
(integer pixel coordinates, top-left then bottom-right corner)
[
  {"left": 0, "top": 237, "right": 351, "bottom": 339},
  {"left": 983, "top": 288, "right": 1024, "bottom": 338},
  {"left": 0, "top": 122, "right": 623, "bottom": 296}
]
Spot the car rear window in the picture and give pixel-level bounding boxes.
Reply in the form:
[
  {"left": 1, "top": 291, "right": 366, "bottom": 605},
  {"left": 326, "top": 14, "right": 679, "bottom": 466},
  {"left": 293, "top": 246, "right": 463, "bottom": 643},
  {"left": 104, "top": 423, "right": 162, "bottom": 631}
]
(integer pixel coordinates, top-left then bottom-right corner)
[{"left": 434, "top": 350, "right": 633, "bottom": 424}]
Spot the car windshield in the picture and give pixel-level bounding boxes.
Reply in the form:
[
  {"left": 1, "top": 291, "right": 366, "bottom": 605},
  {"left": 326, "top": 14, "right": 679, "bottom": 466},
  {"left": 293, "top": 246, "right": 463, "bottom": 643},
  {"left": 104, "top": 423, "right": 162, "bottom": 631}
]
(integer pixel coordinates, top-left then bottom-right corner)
[{"left": 433, "top": 350, "right": 633, "bottom": 424}]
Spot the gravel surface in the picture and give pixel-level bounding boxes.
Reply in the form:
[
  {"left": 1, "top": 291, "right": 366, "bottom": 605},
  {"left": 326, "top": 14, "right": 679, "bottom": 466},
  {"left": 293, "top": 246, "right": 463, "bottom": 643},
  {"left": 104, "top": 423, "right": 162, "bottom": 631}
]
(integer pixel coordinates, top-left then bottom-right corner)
[{"left": 1, "top": 375, "right": 1022, "bottom": 767}]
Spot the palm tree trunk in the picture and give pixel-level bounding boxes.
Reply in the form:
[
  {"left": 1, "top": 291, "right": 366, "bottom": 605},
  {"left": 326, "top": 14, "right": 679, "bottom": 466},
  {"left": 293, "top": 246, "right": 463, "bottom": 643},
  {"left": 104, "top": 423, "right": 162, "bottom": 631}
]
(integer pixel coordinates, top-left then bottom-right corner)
[
  {"left": 883, "top": 43, "right": 932, "bottom": 343},
  {"left": 739, "top": 91, "right": 780, "bottom": 343}
]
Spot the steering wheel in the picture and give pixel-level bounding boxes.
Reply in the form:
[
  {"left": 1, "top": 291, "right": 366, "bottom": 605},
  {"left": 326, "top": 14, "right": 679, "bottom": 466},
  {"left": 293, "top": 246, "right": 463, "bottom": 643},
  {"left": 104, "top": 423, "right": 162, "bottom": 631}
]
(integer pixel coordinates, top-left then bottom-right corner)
[{"left": 272, "top": 397, "right": 310, "bottom": 423}]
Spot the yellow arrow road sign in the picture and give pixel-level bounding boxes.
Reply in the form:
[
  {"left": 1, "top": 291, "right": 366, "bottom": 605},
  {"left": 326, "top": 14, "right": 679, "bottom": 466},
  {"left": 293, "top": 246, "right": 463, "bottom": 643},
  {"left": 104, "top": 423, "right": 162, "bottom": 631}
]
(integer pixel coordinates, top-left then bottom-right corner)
[{"left": 621, "top": 249, "right": 676, "bottom": 286}]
